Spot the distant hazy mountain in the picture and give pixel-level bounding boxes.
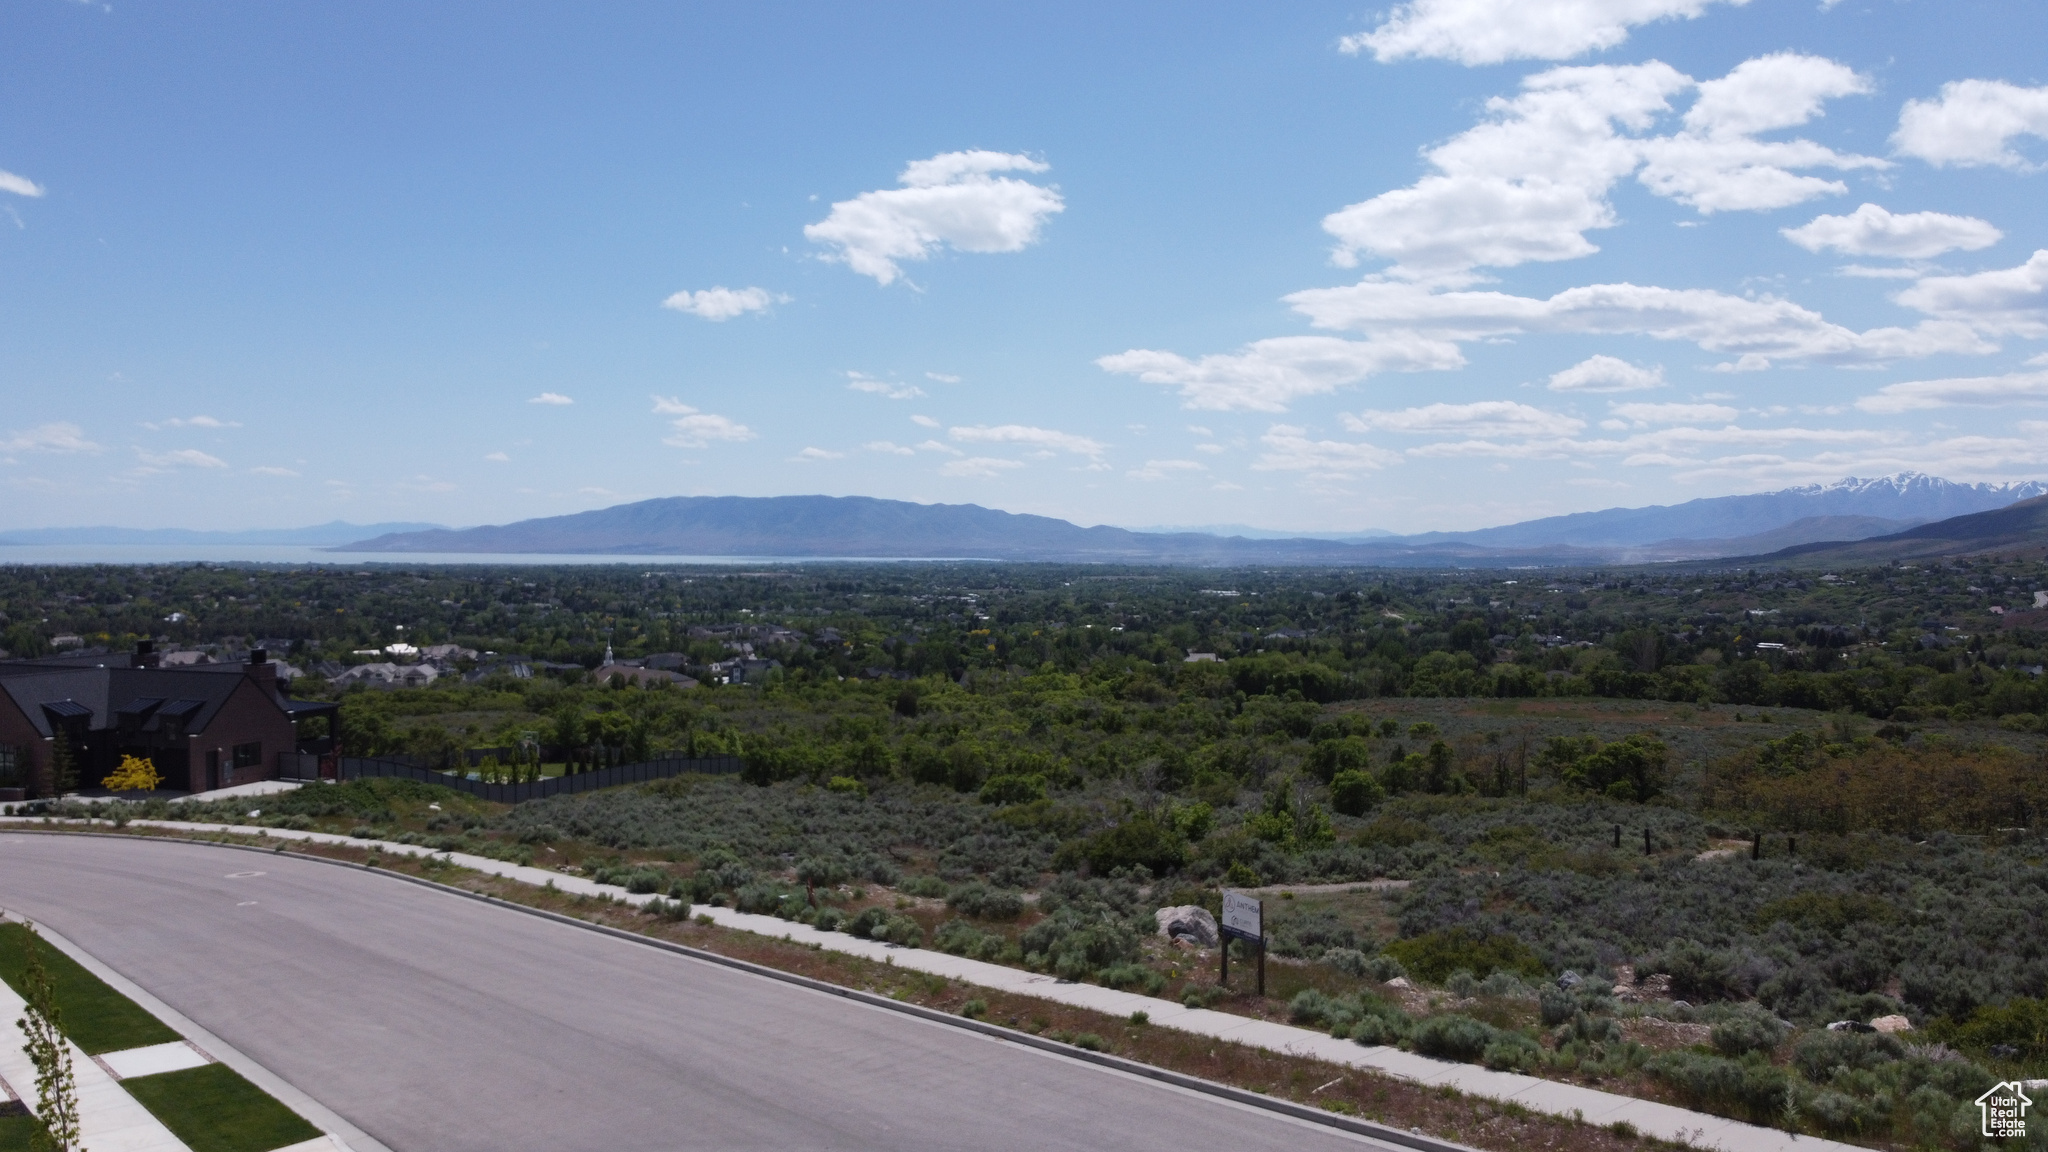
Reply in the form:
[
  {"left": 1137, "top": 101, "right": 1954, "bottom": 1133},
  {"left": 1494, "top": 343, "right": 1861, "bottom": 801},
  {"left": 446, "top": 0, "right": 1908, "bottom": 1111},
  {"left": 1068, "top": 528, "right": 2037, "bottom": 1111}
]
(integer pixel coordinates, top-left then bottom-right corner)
[
  {"left": 0, "top": 521, "right": 444, "bottom": 546},
  {"left": 1126, "top": 523, "right": 1397, "bottom": 541},
  {"left": 1759, "top": 494, "right": 2048, "bottom": 566},
  {"left": 1398, "top": 474, "right": 2048, "bottom": 550}
]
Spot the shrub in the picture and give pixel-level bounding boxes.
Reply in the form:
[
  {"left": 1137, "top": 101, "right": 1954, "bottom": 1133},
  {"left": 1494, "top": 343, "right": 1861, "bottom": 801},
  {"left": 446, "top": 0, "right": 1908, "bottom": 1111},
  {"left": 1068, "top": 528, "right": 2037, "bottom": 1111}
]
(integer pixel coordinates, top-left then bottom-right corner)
[
  {"left": 1410, "top": 1014, "right": 1500, "bottom": 1061},
  {"left": 1020, "top": 909, "right": 1140, "bottom": 979},
  {"left": 1944, "top": 995, "right": 2048, "bottom": 1064},
  {"left": 900, "top": 875, "right": 949, "bottom": 898},
  {"left": 1652, "top": 938, "right": 1745, "bottom": 1002},
  {"left": 1082, "top": 812, "right": 1187, "bottom": 875},
  {"left": 812, "top": 907, "right": 846, "bottom": 932},
  {"left": 1445, "top": 970, "right": 1478, "bottom": 999},
  {"left": 1072, "top": 1032, "right": 1106, "bottom": 1052},
  {"left": 945, "top": 882, "right": 1025, "bottom": 920},
  {"left": 1365, "top": 954, "right": 1407, "bottom": 982},
  {"left": 979, "top": 773, "right": 1048, "bottom": 806},
  {"left": 1329, "top": 770, "right": 1386, "bottom": 817},
  {"left": 1791, "top": 1029, "right": 1903, "bottom": 1082},
  {"left": 1270, "top": 909, "right": 1360, "bottom": 960},
  {"left": 1711, "top": 1010, "right": 1788, "bottom": 1057},
  {"left": 960, "top": 998, "right": 988, "bottom": 1020},
  {"left": 1383, "top": 928, "right": 1544, "bottom": 984},
  {"left": 932, "top": 918, "right": 1007, "bottom": 960},
  {"left": 826, "top": 776, "right": 866, "bottom": 797},
  {"left": 1099, "top": 964, "right": 1165, "bottom": 994},
  {"left": 1322, "top": 948, "right": 1369, "bottom": 978},
  {"left": 1646, "top": 1050, "right": 1793, "bottom": 1125}
]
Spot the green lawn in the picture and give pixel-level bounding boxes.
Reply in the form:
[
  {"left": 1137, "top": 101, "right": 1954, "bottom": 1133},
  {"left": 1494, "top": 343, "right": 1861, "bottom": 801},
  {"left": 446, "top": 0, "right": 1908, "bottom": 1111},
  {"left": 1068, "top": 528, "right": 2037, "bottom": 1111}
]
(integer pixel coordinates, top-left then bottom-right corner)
[
  {"left": 0, "top": 1111, "right": 44, "bottom": 1152},
  {"left": 0, "top": 923, "right": 179, "bottom": 1054},
  {"left": 122, "top": 1064, "right": 322, "bottom": 1152}
]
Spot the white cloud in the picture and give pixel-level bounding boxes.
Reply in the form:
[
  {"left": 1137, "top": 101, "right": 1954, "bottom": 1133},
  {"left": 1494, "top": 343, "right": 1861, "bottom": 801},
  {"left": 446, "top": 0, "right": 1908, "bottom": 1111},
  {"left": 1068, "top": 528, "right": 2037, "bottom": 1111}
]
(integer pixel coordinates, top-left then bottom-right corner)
[
  {"left": 1894, "top": 250, "right": 2048, "bottom": 338},
  {"left": 1251, "top": 426, "right": 1403, "bottom": 474},
  {"left": 0, "top": 169, "right": 43, "bottom": 198},
  {"left": 1321, "top": 56, "right": 1878, "bottom": 279},
  {"left": 0, "top": 423, "right": 100, "bottom": 454},
  {"left": 864, "top": 440, "right": 916, "bottom": 456},
  {"left": 910, "top": 414, "right": 940, "bottom": 428},
  {"left": 1407, "top": 422, "right": 1894, "bottom": 463},
  {"left": 529, "top": 392, "right": 573, "bottom": 405},
  {"left": 1548, "top": 354, "right": 1665, "bottom": 392},
  {"left": 248, "top": 465, "right": 299, "bottom": 477},
  {"left": 793, "top": 447, "right": 844, "bottom": 461},
  {"left": 1855, "top": 369, "right": 2048, "bottom": 413},
  {"left": 925, "top": 372, "right": 962, "bottom": 383},
  {"left": 1344, "top": 401, "right": 1585, "bottom": 437},
  {"left": 804, "top": 150, "right": 1064, "bottom": 285},
  {"left": 1783, "top": 203, "right": 2002, "bottom": 259},
  {"left": 1097, "top": 334, "right": 1463, "bottom": 412},
  {"left": 650, "top": 397, "right": 756, "bottom": 448},
  {"left": 1608, "top": 401, "right": 1739, "bottom": 424},
  {"left": 847, "top": 373, "right": 926, "bottom": 400},
  {"left": 950, "top": 424, "right": 1107, "bottom": 457},
  {"left": 1287, "top": 277, "right": 1992, "bottom": 369},
  {"left": 1837, "top": 264, "right": 1929, "bottom": 280},
  {"left": 1893, "top": 80, "right": 2048, "bottom": 169},
  {"left": 916, "top": 439, "right": 964, "bottom": 456},
  {"left": 661, "top": 286, "right": 785, "bottom": 320},
  {"left": 1128, "top": 459, "right": 1207, "bottom": 481},
  {"left": 1636, "top": 54, "right": 1881, "bottom": 214},
  {"left": 1340, "top": 0, "right": 1749, "bottom": 66},
  {"left": 485, "top": 451, "right": 511, "bottom": 462},
  {"left": 148, "top": 415, "right": 241, "bottom": 430},
  {"left": 939, "top": 456, "right": 1023, "bottom": 478},
  {"left": 135, "top": 448, "right": 228, "bottom": 470},
  {"left": 1194, "top": 442, "right": 1227, "bottom": 454}
]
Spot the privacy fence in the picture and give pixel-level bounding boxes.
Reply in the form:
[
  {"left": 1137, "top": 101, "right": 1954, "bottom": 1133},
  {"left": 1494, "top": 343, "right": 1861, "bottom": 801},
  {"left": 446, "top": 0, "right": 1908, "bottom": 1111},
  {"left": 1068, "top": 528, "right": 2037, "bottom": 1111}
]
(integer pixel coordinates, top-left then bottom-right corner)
[{"left": 337, "top": 755, "right": 745, "bottom": 804}]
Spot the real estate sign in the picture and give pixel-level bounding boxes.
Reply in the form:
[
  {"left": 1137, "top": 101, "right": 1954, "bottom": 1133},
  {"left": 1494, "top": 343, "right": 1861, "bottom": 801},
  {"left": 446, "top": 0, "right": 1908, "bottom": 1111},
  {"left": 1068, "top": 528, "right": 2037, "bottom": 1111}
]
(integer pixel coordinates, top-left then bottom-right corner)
[{"left": 1221, "top": 891, "right": 1262, "bottom": 943}]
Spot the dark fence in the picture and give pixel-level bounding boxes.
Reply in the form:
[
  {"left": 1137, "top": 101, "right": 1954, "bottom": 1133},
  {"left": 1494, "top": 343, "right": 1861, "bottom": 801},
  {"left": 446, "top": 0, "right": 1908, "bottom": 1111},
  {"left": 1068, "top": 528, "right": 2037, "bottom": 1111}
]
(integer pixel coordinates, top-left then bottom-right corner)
[{"left": 337, "top": 755, "right": 745, "bottom": 804}]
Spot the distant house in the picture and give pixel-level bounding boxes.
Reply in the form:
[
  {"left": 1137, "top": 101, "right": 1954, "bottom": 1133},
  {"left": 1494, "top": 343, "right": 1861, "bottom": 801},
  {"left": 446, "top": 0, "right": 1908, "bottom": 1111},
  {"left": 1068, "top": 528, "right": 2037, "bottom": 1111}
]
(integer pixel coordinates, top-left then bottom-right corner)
[
  {"left": 718, "top": 658, "right": 781, "bottom": 685},
  {"left": 1184, "top": 652, "right": 1219, "bottom": 663},
  {"left": 331, "top": 662, "right": 440, "bottom": 688},
  {"left": 159, "top": 650, "right": 213, "bottom": 666},
  {"left": 0, "top": 642, "right": 327, "bottom": 795},
  {"left": 592, "top": 663, "right": 696, "bottom": 688},
  {"left": 419, "top": 644, "right": 479, "bottom": 662}
]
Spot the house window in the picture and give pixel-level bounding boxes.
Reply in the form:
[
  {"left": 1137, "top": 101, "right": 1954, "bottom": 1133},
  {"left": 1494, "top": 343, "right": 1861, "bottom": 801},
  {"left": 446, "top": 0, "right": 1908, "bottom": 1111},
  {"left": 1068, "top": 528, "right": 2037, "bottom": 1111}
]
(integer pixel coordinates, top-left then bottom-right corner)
[
  {"left": 0, "top": 746, "right": 19, "bottom": 788},
  {"left": 231, "top": 742, "right": 263, "bottom": 770}
]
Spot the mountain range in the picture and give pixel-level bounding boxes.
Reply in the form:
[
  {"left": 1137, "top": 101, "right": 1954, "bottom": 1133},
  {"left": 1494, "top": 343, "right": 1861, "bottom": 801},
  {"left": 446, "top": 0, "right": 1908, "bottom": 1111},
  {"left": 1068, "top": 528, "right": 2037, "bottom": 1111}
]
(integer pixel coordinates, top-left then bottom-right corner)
[
  {"left": 0, "top": 521, "right": 444, "bottom": 546},
  {"left": 326, "top": 473, "right": 2048, "bottom": 566}
]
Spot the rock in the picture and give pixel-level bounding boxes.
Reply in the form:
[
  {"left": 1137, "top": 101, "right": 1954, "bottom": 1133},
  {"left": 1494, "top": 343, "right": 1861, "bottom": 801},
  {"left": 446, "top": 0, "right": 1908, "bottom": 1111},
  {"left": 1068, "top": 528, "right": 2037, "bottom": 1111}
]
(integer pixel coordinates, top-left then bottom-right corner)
[
  {"left": 1386, "top": 977, "right": 1412, "bottom": 989},
  {"left": 1827, "top": 1020, "right": 1877, "bottom": 1033},
  {"left": 1870, "top": 1014, "right": 1913, "bottom": 1034},
  {"left": 1556, "top": 970, "right": 1584, "bottom": 990},
  {"left": 1154, "top": 905, "right": 1218, "bottom": 947}
]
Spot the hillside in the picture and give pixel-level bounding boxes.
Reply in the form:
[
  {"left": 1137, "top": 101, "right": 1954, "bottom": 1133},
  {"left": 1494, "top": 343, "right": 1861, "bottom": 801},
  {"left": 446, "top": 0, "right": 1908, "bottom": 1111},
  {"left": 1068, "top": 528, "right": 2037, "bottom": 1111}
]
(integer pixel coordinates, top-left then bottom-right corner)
[{"left": 1762, "top": 494, "right": 2048, "bottom": 565}]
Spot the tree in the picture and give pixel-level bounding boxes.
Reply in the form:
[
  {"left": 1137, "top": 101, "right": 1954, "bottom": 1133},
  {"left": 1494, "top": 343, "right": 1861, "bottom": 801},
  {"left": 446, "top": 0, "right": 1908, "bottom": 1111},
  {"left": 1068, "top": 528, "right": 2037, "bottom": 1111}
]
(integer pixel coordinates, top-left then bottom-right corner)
[
  {"left": 102, "top": 754, "right": 162, "bottom": 793},
  {"left": 16, "top": 923, "right": 83, "bottom": 1152},
  {"left": 47, "top": 737, "right": 78, "bottom": 798}
]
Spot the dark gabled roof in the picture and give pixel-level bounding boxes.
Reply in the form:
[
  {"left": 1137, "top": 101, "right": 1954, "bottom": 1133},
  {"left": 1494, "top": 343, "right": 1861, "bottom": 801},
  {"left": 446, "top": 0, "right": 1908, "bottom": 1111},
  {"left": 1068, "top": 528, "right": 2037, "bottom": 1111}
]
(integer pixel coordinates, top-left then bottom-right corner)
[
  {"left": 0, "top": 659, "right": 282, "bottom": 738},
  {"left": 115, "top": 697, "right": 166, "bottom": 719}
]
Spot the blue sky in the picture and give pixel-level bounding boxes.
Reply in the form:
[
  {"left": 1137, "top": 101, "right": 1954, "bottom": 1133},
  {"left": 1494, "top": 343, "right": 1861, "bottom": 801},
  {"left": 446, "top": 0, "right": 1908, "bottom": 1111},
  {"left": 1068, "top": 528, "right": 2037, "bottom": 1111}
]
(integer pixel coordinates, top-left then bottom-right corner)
[{"left": 3, "top": 0, "right": 2046, "bottom": 534}]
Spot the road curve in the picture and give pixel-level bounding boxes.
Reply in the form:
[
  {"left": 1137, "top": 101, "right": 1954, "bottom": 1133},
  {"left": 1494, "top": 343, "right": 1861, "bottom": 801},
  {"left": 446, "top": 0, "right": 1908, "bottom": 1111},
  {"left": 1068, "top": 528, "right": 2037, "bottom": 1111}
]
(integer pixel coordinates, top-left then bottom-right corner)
[{"left": 0, "top": 834, "right": 1393, "bottom": 1152}]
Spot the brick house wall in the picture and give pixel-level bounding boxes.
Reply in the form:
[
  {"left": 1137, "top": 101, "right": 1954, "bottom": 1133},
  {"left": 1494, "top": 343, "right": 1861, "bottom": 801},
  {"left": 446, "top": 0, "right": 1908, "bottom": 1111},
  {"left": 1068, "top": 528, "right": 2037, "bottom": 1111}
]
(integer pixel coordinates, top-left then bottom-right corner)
[
  {"left": 184, "top": 669, "right": 296, "bottom": 791},
  {"left": 0, "top": 692, "right": 47, "bottom": 796}
]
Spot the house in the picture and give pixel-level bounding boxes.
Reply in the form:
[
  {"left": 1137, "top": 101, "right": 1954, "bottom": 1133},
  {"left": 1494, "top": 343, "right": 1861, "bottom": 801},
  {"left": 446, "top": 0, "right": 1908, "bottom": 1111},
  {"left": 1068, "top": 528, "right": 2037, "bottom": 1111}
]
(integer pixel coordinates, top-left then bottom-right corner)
[
  {"left": 592, "top": 663, "right": 697, "bottom": 688},
  {"left": 331, "top": 662, "right": 440, "bottom": 688},
  {"left": 0, "top": 641, "right": 330, "bottom": 796}
]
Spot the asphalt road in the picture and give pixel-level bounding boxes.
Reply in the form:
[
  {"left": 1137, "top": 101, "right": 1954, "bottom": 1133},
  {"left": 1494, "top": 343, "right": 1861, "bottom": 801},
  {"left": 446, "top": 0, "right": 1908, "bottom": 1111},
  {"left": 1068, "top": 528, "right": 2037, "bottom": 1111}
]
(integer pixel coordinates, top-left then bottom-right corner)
[{"left": 0, "top": 835, "right": 1397, "bottom": 1152}]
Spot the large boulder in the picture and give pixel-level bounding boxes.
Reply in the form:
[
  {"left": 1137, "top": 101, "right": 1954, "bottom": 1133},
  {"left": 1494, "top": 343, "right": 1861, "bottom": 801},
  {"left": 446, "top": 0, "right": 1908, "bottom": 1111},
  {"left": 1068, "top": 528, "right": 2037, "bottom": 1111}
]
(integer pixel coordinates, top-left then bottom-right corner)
[{"left": 1154, "top": 905, "right": 1218, "bottom": 947}]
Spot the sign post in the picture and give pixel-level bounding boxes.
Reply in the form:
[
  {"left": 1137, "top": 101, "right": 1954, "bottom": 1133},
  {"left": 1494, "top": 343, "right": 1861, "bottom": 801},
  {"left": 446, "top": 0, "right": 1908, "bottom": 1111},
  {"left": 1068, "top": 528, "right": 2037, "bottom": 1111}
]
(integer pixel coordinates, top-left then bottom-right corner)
[{"left": 1220, "top": 890, "right": 1265, "bottom": 997}]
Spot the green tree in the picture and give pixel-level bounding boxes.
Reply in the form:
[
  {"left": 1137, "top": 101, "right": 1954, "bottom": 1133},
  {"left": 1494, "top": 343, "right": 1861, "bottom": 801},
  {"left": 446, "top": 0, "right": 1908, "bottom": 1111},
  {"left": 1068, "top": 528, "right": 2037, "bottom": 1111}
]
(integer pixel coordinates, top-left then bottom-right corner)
[
  {"left": 48, "top": 737, "right": 78, "bottom": 798},
  {"left": 16, "top": 923, "right": 83, "bottom": 1152}
]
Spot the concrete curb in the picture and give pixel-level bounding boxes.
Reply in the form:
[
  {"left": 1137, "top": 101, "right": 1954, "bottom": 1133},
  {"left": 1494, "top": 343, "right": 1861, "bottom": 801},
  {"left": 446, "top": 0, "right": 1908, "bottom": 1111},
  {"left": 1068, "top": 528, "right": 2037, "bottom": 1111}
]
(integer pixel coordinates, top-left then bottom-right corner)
[
  {"left": 2, "top": 827, "right": 1479, "bottom": 1152},
  {"left": 0, "top": 901, "right": 389, "bottom": 1152}
]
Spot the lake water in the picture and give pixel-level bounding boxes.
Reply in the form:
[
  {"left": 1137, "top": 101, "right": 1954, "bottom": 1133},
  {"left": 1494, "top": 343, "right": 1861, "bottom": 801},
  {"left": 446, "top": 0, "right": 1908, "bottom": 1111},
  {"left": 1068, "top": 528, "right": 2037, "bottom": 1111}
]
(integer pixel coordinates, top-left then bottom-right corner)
[{"left": 0, "top": 545, "right": 977, "bottom": 567}]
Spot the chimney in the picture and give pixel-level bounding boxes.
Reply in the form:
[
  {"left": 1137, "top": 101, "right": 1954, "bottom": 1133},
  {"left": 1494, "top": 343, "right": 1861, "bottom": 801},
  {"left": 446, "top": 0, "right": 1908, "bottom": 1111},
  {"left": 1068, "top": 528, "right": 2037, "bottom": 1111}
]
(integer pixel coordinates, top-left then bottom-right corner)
[
  {"left": 247, "top": 648, "right": 275, "bottom": 684},
  {"left": 135, "top": 639, "right": 159, "bottom": 668}
]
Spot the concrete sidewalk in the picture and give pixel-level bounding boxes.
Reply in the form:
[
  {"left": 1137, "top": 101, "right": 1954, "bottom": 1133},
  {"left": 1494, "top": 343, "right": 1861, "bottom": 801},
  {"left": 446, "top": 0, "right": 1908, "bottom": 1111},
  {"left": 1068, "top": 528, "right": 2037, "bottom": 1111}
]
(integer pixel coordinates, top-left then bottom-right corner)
[
  {"left": 2, "top": 816, "right": 1857, "bottom": 1152},
  {"left": 0, "top": 978, "right": 196, "bottom": 1152}
]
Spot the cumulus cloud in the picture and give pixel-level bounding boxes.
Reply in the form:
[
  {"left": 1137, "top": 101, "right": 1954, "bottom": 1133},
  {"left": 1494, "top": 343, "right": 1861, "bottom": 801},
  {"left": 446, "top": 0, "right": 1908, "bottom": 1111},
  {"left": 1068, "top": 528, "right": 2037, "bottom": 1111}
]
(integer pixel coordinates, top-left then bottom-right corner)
[
  {"left": 940, "top": 456, "right": 1024, "bottom": 478},
  {"left": 0, "top": 169, "right": 43, "bottom": 198},
  {"left": 0, "top": 423, "right": 100, "bottom": 455},
  {"left": 1252, "top": 426, "right": 1402, "bottom": 474},
  {"left": 864, "top": 440, "right": 916, "bottom": 456},
  {"left": 485, "top": 452, "right": 511, "bottom": 462},
  {"left": 651, "top": 396, "right": 756, "bottom": 448},
  {"left": 1097, "top": 334, "right": 1463, "bottom": 412},
  {"left": 1783, "top": 203, "right": 2002, "bottom": 259},
  {"left": 1894, "top": 250, "right": 2048, "bottom": 338},
  {"left": 793, "top": 447, "right": 844, "bottom": 461},
  {"left": 1406, "top": 422, "right": 1894, "bottom": 463},
  {"left": 1548, "top": 354, "right": 1665, "bottom": 392},
  {"left": 847, "top": 373, "right": 926, "bottom": 400},
  {"left": 1340, "top": 0, "right": 1749, "bottom": 66},
  {"left": 925, "top": 372, "right": 962, "bottom": 384},
  {"left": 145, "top": 415, "right": 242, "bottom": 431},
  {"left": 950, "top": 424, "right": 1106, "bottom": 457},
  {"left": 804, "top": 150, "right": 1063, "bottom": 285},
  {"left": 916, "top": 439, "right": 964, "bottom": 456},
  {"left": 1128, "top": 459, "right": 1207, "bottom": 481},
  {"left": 1321, "top": 56, "right": 1878, "bottom": 279},
  {"left": 1607, "top": 401, "right": 1739, "bottom": 424},
  {"left": 661, "top": 286, "right": 785, "bottom": 320},
  {"left": 1855, "top": 369, "right": 2048, "bottom": 413},
  {"left": 1893, "top": 80, "right": 2048, "bottom": 169},
  {"left": 529, "top": 392, "right": 573, "bottom": 405},
  {"left": 1286, "top": 277, "right": 1992, "bottom": 369},
  {"left": 910, "top": 414, "right": 940, "bottom": 428},
  {"left": 1344, "top": 401, "right": 1585, "bottom": 437},
  {"left": 248, "top": 466, "right": 300, "bottom": 477}
]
